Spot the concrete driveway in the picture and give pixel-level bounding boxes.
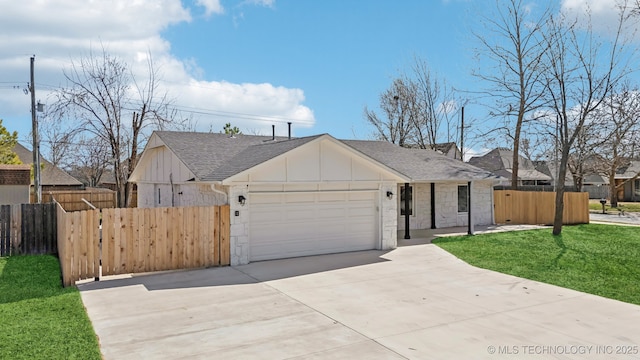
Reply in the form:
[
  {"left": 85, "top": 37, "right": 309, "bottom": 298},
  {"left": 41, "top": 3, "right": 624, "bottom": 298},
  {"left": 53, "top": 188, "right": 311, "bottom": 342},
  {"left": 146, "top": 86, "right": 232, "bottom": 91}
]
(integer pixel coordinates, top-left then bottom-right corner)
[{"left": 79, "top": 242, "right": 640, "bottom": 360}]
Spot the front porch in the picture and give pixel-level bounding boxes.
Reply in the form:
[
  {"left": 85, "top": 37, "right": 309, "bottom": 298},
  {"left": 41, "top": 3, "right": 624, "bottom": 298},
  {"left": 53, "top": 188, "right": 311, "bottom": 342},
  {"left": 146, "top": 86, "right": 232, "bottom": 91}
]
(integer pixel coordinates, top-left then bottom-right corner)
[{"left": 396, "top": 224, "right": 549, "bottom": 246}]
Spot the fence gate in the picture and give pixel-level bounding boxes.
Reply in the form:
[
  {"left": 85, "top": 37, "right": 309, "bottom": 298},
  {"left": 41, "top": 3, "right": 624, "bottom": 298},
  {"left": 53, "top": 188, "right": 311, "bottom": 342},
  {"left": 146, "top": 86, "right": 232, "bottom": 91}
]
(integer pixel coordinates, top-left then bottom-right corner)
[{"left": 57, "top": 205, "right": 231, "bottom": 287}]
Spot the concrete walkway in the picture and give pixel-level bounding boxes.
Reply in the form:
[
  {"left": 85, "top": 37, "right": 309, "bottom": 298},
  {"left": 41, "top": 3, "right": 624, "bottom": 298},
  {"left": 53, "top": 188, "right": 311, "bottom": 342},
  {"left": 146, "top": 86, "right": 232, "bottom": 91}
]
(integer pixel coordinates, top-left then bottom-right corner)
[
  {"left": 590, "top": 211, "right": 640, "bottom": 226},
  {"left": 79, "top": 238, "right": 640, "bottom": 359}
]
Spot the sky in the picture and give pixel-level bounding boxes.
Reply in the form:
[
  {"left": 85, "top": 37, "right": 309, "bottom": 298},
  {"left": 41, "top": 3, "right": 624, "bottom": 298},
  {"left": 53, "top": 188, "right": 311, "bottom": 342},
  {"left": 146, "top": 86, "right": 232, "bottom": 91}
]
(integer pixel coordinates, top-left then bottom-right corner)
[{"left": 0, "top": 0, "right": 637, "bottom": 161}]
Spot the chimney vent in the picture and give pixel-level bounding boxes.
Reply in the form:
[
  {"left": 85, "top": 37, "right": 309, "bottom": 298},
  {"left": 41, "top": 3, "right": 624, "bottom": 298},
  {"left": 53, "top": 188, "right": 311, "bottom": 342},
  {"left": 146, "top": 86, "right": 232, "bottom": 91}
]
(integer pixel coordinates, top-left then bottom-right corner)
[
  {"left": 272, "top": 125, "right": 275, "bottom": 141},
  {"left": 287, "top": 122, "right": 292, "bottom": 140}
]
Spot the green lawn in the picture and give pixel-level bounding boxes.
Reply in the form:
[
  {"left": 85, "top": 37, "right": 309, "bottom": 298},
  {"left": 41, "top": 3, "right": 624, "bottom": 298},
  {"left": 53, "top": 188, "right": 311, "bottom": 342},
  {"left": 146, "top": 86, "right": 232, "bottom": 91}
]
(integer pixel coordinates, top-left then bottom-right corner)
[
  {"left": 0, "top": 255, "right": 101, "bottom": 360},
  {"left": 433, "top": 224, "right": 640, "bottom": 305}
]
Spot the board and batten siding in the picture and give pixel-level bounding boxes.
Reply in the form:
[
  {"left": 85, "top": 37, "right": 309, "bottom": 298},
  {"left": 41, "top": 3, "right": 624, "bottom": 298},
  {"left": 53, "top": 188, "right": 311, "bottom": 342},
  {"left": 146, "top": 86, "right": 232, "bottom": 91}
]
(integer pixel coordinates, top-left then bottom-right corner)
[{"left": 223, "top": 138, "right": 401, "bottom": 184}]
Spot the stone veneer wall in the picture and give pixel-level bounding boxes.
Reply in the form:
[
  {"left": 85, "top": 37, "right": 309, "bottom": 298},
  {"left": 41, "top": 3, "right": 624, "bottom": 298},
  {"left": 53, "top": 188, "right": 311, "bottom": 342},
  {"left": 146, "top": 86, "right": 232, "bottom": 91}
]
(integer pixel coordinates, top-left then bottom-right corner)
[{"left": 398, "top": 181, "right": 494, "bottom": 230}]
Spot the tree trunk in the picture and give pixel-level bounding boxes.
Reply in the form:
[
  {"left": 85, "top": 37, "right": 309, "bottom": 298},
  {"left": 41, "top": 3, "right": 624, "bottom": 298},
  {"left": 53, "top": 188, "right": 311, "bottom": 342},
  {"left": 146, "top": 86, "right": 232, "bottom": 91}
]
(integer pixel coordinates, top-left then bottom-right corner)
[
  {"left": 552, "top": 149, "right": 570, "bottom": 235},
  {"left": 609, "top": 172, "right": 618, "bottom": 208},
  {"left": 511, "top": 134, "right": 521, "bottom": 189}
]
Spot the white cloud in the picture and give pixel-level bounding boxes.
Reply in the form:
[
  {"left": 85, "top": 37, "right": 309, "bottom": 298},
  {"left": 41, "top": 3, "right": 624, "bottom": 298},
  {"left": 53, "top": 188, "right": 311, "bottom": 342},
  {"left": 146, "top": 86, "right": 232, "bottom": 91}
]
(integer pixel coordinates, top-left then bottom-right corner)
[
  {"left": 560, "top": 0, "right": 639, "bottom": 38},
  {"left": 243, "top": 0, "right": 275, "bottom": 7},
  {"left": 0, "top": 0, "right": 313, "bottom": 140},
  {"left": 196, "top": 0, "right": 224, "bottom": 16}
]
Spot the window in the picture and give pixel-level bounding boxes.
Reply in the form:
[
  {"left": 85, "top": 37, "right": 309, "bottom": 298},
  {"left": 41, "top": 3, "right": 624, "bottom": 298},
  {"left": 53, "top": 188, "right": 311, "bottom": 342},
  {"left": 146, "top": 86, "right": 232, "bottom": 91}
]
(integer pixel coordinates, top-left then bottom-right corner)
[
  {"left": 400, "top": 185, "right": 413, "bottom": 216},
  {"left": 458, "top": 185, "right": 468, "bottom": 213}
]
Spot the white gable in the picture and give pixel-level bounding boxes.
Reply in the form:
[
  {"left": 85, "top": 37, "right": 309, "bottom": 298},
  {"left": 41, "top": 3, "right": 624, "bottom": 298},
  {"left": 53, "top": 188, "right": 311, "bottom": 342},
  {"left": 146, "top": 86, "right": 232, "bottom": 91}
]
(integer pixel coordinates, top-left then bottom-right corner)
[
  {"left": 223, "top": 136, "right": 405, "bottom": 184},
  {"left": 129, "top": 134, "right": 194, "bottom": 183}
]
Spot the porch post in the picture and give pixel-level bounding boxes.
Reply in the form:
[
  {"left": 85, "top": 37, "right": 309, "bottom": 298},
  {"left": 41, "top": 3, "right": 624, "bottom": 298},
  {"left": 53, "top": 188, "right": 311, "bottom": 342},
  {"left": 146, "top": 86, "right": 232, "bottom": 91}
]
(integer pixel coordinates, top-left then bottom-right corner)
[
  {"left": 404, "top": 182, "right": 410, "bottom": 239},
  {"left": 468, "top": 181, "right": 474, "bottom": 235},
  {"left": 430, "top": 183, "right": 436, "bottom": 229}
]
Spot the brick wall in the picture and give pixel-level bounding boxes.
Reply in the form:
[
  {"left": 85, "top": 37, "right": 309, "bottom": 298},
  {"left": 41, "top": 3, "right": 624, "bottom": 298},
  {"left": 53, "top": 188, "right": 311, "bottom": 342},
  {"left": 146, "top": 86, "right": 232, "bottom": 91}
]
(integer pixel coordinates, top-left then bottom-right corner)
[{"left": 0, "top": 165, "right": 31, "bottom": 185}]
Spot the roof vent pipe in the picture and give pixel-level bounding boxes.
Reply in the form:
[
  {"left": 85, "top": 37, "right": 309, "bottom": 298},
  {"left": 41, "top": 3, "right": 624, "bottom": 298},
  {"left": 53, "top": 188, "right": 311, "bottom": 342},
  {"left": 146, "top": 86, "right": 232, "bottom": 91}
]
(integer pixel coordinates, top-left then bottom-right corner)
[
  {"left": 287, "top": 122, "right": 292, "bottom": 140},
  {"left": 272, "top": 125, "right": 275, "bottom": 141}
]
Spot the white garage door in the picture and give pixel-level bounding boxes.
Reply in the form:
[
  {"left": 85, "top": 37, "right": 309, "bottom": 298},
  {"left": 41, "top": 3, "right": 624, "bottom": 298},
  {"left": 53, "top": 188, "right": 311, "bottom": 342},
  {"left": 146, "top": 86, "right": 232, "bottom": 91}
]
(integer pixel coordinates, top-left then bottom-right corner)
[{"left": 249, "top": 191, "right": 378, "bottom": 261}]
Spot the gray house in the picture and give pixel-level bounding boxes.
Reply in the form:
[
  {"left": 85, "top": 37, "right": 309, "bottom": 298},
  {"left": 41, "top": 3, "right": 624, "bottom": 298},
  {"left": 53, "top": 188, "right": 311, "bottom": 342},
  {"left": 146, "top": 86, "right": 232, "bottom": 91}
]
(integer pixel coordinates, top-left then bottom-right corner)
[
  {"left": 130, "top": 131, "right": 498, "bottom": 265},
  {"left": 13, "top": 143, "right": 83, "bottom": 192},
  {"left": 468, "top": 148, "right": 551, "bottom": 186}
]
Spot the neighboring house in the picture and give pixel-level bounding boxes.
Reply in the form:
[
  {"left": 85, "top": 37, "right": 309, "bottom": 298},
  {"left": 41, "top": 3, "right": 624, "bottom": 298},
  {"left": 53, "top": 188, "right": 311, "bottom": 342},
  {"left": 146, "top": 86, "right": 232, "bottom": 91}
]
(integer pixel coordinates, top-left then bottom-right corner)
[
  {"left": 468, "top": 148, "right": 551, "bottom": 186},
  {"left": 0, "top": 164, "right": 31, "bottom": 204},
  {"left": 615, "top": 160, "right": 640, "bottom": 202},
  {"left": 533, "top": 160, "right": 574, "bottom": 187},
  {"left": 433, "top": 142, "right": 462, "bottom": 160},
  {"left": 130, "top": 131, "right": 499, "bottom": 266},
  {"left": 12, "top": 143, "right": 84, "bottom": 192}
]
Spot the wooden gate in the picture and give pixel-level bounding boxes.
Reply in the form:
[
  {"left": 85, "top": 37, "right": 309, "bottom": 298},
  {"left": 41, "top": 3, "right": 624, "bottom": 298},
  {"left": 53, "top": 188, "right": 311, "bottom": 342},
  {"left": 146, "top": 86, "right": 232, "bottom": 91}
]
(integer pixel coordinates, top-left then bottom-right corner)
[{"left": 57, "top": 204, "right": 230, "bottom": 287}]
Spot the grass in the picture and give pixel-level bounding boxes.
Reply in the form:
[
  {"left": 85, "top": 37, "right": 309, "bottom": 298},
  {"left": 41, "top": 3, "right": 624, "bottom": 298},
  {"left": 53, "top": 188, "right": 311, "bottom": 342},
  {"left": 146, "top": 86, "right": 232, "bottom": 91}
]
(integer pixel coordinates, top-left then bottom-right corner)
[
  {"left": 433, "top": 224, "right": 640, "bottom": 305},
  {"left": 588, "top": 200, "right": 640, "bottom": 213},
  {"left": 0, "top": 255, "right": 101, "bottom": 360}
]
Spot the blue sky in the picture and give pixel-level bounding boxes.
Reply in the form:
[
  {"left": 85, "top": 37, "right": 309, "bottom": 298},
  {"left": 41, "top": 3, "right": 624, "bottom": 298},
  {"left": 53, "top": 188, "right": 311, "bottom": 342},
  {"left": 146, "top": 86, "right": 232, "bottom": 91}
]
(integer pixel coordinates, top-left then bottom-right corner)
[{"left": 0, "top": 0, "right": 635, "bottom": 160}]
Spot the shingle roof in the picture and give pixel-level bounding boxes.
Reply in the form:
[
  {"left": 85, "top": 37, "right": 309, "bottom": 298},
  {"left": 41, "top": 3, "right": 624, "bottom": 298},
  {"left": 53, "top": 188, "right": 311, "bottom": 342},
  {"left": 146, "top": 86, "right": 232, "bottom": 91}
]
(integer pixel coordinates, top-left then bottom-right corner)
[
  {"left": 468, "top": 148, "right": 551, "bottom": 181},
  {"left": 150, "top": 131, "right": 499, "bottom": 183},
  {"left": 154, "top": 131, "right": 323, "bottom": 181},
  {"left": 13, "top": 143, "right": 83, "bottom": 186},
  {"left": 343, "top": 140, "right": 498, "bottom": 181},
  {"left": 617, "top": 160, "right": 640, "bottom": 179}
]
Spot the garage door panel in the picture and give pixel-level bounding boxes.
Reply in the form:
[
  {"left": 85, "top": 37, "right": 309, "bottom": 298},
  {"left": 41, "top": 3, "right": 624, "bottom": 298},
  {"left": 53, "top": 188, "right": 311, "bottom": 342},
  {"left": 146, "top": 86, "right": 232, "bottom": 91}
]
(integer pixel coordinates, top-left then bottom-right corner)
[{"left": 249, "top": 191, "right": 378, "bottom": 261}]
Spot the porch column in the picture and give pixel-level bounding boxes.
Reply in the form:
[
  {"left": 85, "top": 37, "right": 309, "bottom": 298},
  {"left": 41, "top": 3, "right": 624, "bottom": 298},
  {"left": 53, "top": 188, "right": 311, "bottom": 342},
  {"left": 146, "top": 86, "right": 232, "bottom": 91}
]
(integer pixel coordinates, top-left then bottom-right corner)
[
  {"left": 468, "top": 181, "right": 474, "bottom": 235},
  {"left": 430, "top": 183, "right": 436, "bottom": 229},
  {"left": 404, "top": 182, "right": 410, "bottom": 239}
]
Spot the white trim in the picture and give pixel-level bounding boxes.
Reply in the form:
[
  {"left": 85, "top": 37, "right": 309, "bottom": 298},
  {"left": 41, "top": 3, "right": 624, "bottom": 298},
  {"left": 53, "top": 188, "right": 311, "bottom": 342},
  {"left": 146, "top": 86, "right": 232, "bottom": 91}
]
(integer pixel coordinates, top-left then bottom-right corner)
[{"left": 248, "top": 189, "right": 378, "bottom": 195}]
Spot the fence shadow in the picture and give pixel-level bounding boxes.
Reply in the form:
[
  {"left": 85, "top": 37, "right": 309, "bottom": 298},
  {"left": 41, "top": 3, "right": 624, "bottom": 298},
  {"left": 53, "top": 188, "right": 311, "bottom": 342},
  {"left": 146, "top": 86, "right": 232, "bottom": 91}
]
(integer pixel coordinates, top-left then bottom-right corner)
[{"left": 78, "top": 249, "right": 392, "bottom": 292}]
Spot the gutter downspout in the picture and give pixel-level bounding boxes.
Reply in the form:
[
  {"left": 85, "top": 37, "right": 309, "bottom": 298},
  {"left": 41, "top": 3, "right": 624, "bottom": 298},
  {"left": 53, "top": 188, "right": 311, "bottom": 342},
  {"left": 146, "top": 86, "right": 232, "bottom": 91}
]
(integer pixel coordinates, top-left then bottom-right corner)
[
  {"left": 404, "top": 182, "right": 410, "bottom": 239},
  {"left": 468, "top": 181, "right": 474, "bottom": 235},
  {"left": 430, "top": 183, "right": 436, "bottom": 229},
  {"left": 210, "top": 183, "right": 229, "bottom": 204}
]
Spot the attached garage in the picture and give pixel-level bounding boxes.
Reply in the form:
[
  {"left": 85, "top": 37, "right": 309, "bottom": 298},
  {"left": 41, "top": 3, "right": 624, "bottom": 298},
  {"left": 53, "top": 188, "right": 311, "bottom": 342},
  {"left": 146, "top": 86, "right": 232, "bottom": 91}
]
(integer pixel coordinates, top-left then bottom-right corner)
[{"left": 248, "top": 190, "right": 378, "bottom": 261}]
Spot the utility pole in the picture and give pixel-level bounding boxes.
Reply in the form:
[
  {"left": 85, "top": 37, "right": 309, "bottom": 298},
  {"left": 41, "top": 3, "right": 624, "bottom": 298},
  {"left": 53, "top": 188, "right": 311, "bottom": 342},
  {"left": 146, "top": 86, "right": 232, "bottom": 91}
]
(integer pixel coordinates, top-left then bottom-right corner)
[
  {"left": 30, "top": 55, "right": 41, "bottom": 203},
  {"left": 460, "top": 106, "right": 464, "bottom": 161}
]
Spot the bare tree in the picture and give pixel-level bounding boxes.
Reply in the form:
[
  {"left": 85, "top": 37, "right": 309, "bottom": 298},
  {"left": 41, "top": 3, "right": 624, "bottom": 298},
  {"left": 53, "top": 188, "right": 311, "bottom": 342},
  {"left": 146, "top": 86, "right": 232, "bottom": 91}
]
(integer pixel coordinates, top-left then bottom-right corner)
[
  {"left": 364, "top": 78, "right": 416, "bottom": 147},
  {"left": 410, "top": 58, "right": 460, "bottom": 150},
  {"left": 365, "top": 58, "right": 459, "bottom": 149},
  {"left": 591, "top": 82, "right": 640, "bottom": 207},
  {"left": 39, "top": 116, "right": 79, "bottom": 167},
  {"left": 474, "top": 0, "right": 550, "bottom": 189},
  {"left": 66, "top": 136, "right": 111, "bottom": 187},
  {"left": 543, "top": 4, "right": 632, "bottom": 234},
  {"left": 50, "top": 47, "right": 175, "bottom": 207}
]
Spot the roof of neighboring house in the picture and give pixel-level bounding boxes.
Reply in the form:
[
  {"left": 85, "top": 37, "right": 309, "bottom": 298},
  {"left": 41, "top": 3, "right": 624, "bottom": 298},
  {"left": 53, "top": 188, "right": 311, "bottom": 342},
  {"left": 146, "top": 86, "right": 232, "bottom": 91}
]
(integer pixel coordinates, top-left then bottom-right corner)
[
  {"left": 12, "top": 143, "right": 83, "bottom": 187},
  {"left": 145, "top": 131, "right": 498, "bottom": 183},
  {"left": 617, "top": 160, "right": 640, "bottom": 179},
  {"left": 468, "top": 148, "right": 551, "bottom": 181},
  {"left": 432, "top": 142, "right": 459, "bottom": 155},
  {"left": 533, "top": 160, "right": 574, "bottom": 185}
]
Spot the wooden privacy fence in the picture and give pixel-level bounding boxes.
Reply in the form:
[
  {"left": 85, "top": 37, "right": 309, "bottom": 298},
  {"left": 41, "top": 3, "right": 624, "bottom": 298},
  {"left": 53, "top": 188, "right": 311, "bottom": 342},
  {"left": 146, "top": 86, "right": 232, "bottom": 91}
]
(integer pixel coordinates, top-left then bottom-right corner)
[
  {"left": 57, "top": 204, "right": 230, "bottom": 287},
  {"left": 494, "top": 190, "right": 589, "bottom": 225},
  {"left": 0, "top": 203, "right": 57, "bottom": 256},
  {"left": 36, "top": 189, "right": 117, "bottom": 212}
]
